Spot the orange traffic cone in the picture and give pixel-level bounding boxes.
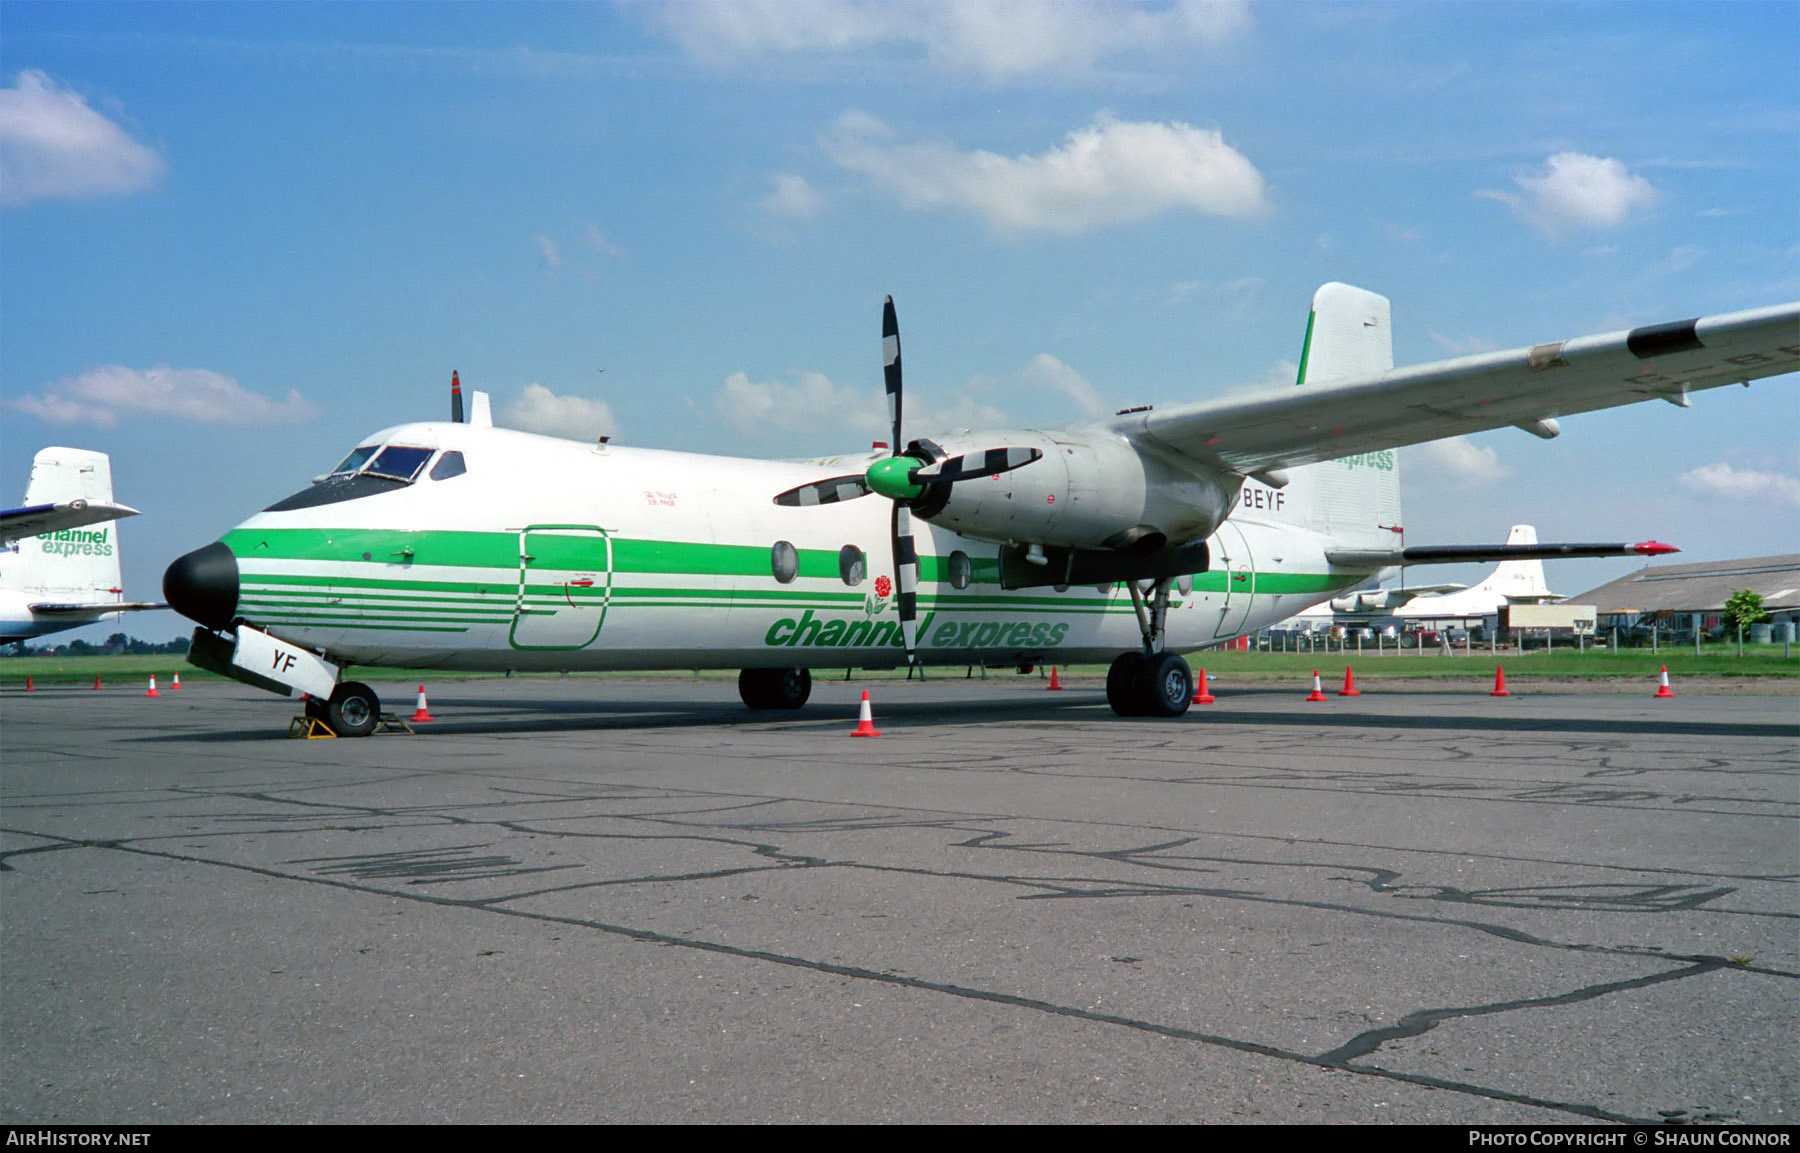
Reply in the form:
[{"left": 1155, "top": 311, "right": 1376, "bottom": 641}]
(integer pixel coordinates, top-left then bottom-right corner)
[
  {"left": 1046, "top": 666, "right": 1063, "bottom": 691},
  {"left": 1306, "top": 669, "right": 1328, "bottom": 701},
  {"left": 170, "top": 674, "right": 182, "bottom": 691},
  {"left": 411, "top": 684, "right": 436, "bottom": 722},
  {"left": 24, "top": 675, "right": 33, "bottom": 691},
  {"left": 1192, "top": 667, "right": 1214, "bottom": 704},
  {"left": 93, "top": 673, "right": 103, "bottom": 690},
  {"left": 849, "top": 690, "right": 881, "bottom": 737},
  {"left": 1654, "top": 665, "right": 1675, "bottom": 699},
  {"left": 1338, "top": 666, "right": 1361, "bottom": 696},
  {"left": 145, "top": 676, "right": 160, "bottom": 698},
  {"left": 1490, "top": 666, "right": 1510, "bottom": 697}
]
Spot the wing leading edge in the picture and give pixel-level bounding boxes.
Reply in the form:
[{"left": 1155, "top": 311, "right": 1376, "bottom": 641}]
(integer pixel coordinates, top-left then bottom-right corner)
[{"left": 1118, "top": 297, "right": 1799, "bottom": 476}]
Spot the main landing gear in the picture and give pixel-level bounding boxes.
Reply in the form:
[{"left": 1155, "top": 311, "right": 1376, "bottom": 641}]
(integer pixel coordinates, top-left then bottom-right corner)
[
  {"left": 738, "top": 667, "right": 812, "bottom": 710},
  {"left": 1105, "top": 578, "right": 1193, "bottom": 718}
]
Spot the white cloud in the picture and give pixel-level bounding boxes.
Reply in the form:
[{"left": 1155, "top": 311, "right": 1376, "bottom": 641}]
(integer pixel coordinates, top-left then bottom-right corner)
[
  {"left": 499, "top": 384, "right": 619, "bottom": 442},
  {"left": 760, "top": 172, "right": 825, "bottom": 219},
  {"left": 645, "top": 0, "right": 1250, "bottom": 80},
  {"left": 1481, "top": 152, "right": 1656, "bottom": 237},
  {"left": 536, "top": 234, "right": 561, "bottom": 268},
  {"left": 713, "top": 370, "right": 886, "bottom": 442},
  {"left": 825, "top": 110, "right": 1267, "bottom": 234},
  {"left": 8, "top": 365, "right": 317, "bottom": 428},
  {"left": 967, "top": 353, "right": 1106, "bottom": 418},
  {"left": 1678, "top": 462, "right": 1800, "bottom": 507},
  {"left": 0, "top": 70, "right": 164, "bottom": 208},
  {"left": 1403, "top": 437, "right": 1512, "bottom": 489}
]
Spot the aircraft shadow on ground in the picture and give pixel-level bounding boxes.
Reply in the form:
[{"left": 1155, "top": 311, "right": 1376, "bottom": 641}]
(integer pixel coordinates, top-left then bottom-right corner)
[{"left": 123, "top": 687, "right": 1797, "bottom": 742}]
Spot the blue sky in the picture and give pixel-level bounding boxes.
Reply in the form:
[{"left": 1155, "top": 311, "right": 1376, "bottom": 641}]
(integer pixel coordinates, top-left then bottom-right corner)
[{"left": 3, "top": 0, "right": 1797, "bottom": 643}]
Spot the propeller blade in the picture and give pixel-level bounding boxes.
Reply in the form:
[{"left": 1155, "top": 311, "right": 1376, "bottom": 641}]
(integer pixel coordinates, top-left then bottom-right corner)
[
  {"left": 451, "top": 370, "right": 464, "bottom": 424},
  {"left": 913, "top": 447, "right": 1042, "bottom": 483},
  {"left": 772, "top": 475, "right": 872, "bottom": 507},
  {"left": 893, "top": 502, "right": 919, "bottom": 659},
  {"left": 882, "top": 296, "right": 902, "bottom": 455},
  {"left": 882, "top": 296, "right": 918, "bottom": 663}
]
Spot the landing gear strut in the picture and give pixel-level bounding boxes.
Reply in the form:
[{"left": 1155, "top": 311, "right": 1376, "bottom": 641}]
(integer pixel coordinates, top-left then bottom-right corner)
[
  {"left": 1106, "top": 579, "right": 1192, "bottom": 718},
  {"left": 739, "top": 667, "right": 811, "bottom": 710}
]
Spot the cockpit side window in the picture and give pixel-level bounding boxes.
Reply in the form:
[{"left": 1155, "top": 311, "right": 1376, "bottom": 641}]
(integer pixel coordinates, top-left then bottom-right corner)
[
  {"left": 428, "top": 451, "right": 467, "bottom": 481},
  {"left": 364, "top": 446, "right": 435, "bottom": 482}
]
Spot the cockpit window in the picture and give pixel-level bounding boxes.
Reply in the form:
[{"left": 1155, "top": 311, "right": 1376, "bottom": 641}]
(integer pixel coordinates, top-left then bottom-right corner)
[
  {"left": 364, "top": 446, "right": 434, "bottom": 482},
  {"left": 265, "top": 442, "right": 440, "bottom": 512},
  {"left": 330, "top": 445, "right": 379, "bottom": 476},
  {"left": 428, "top": 451, "right": 467, "bottom": 481}
]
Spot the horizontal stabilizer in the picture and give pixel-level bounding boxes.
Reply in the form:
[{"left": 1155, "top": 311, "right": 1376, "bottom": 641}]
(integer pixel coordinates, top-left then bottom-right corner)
[
  {"left": 0, "top": 500, "right": 139, "bottom": 545},
  {"left": 1326, "top": 540, "right": 1676, "bottom": 568}
]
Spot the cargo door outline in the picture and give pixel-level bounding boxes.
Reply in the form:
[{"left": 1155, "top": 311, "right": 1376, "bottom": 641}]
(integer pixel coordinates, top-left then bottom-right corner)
[
  {"left": 511, "top": 525, "right": 612, "bottom": 650},
  {"left": 1212, "top": 522, "right": 1255, "bottom": 640}
]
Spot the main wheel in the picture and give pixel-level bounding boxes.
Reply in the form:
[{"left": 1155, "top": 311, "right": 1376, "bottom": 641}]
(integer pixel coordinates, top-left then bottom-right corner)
[
  {"left": 325, "top": 681, "right": 380, "bottom": 737},
  {"left": 738, "top": 667, "right": 811, "bottom": 710},
  {"left": 1106, "top": 651, "right": 1147, "bottom": 716},
  {"left": 1138, "top": 651, "right": 1193, "bottom": 718}
]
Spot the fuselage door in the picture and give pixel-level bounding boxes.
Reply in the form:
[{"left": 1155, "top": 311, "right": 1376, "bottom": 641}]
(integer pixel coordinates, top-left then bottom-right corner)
[
  {"left": 1212, "top": 522, "right": 1256, "bottom": 640},
  {"left": 511, "top": 524, "right": 612, "bottom": 650}
]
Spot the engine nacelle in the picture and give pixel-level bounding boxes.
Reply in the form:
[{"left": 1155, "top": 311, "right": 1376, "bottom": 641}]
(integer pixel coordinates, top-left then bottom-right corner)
[
  {"left": 1331, "top": 590, "right": 1394, "bottom": 613},
  {"left": 916, "top": 428, "right": 1234, "bottom": 552}
]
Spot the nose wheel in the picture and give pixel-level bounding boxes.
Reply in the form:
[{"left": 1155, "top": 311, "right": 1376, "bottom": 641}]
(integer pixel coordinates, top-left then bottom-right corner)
[{"left": 313, "top": 681, "right": 380, "bottom": 737}]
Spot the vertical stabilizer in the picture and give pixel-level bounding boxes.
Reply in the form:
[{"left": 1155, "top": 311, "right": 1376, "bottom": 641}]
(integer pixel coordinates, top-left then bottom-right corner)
[
  {"left": 9, "top": 448, "right": 125, "bottom": 599},
  {"left": 1470, "top": 525, "right": 1557, "bottom": 601},
  {"left": 1297, "top": 282, "right": 1394, "bottom": 384},
  {"left": 1285, "top": 284, "right": 1401, "bottom": 551}
]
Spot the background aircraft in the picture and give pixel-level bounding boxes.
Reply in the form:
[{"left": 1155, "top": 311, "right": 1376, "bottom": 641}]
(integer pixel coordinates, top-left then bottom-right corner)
[
  {"left": 163, "top": 285, "right": 1799, "bottom": 733},
  {"left": 2, "top": 447, "right": 164, "bottom": 644}
]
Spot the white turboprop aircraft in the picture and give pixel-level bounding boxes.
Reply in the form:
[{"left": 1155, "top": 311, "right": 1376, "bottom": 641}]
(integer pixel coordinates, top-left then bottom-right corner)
[
  {"left": 1284, "top": 524, "right": 1593, "bottom": 634},
  {"left": 2, "top": 447, "right": 165, "bottom": 644},
  {"left": 1323, "top": 524, "right": 1592, "bottom": 626},
  {"left": 162, "top": 284, "right": 1799, "bottom": 734}
]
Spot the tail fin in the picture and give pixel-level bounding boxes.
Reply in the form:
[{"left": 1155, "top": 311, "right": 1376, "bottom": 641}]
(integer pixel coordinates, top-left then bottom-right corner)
[
  {"left": 1469, "top": 525, "right": 1557, "bottom": 600},
  {"left": 1286, "top": 284, "right": 1402, "bottom": 549},
  {"left": 1297, "top": 282, "right": 1393, "bottom": 385},
  {"left": 8, "top": 448, "right": 125, "bottom": 599}
]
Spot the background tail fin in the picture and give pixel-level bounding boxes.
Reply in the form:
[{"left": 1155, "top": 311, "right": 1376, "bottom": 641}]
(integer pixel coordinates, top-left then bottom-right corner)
[
  {"left": 9, "top": 448, "right": 126, "bottom": 599},
  {"left": 1469, "top": 525, "right": 1556, "bottom": 600}
]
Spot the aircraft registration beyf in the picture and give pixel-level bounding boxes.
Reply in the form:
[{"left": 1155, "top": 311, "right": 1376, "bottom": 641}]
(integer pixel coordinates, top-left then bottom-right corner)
[{"left": 163, "top": 284, "right": 1799, "bottom": 735}]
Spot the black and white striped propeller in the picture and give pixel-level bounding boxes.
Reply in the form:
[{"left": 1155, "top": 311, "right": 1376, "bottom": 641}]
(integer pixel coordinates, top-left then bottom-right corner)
[{"left": 771, "top": 296, "right": 1041, "bottom": 662}]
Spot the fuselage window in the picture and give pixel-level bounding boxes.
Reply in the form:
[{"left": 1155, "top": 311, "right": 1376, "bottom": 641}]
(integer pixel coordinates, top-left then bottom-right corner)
[
  {"left": 771, "top": 541, "right": 798, "bottom": 584},
  {"left": 364, "top": 446, "right": 434, "bottom": 482},
  {"left": 429, "top": 451, "right": 467, "bottom": 481},
  {"left": 839, "top": 545, "right": 865, "bottom": 586},
  {"left": 947, "top": 550, "right": 972, "bottom": 590}
]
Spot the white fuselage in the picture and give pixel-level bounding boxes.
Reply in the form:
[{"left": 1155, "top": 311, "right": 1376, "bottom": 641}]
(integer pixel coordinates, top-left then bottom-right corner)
[{"left": 214, "top": 422, "right": 1374, "bottom": 672}]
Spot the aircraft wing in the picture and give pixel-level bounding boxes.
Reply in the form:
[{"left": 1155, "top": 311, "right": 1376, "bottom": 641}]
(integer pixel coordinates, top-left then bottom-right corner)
[
  {"left": 27, "top": 601, "right": 165, "bottom": 615},
  {"left": 1117, "top": 303, "right": 1799, "bottom": 476},
  {"left": 1325, "top": 540, "right": 1677, "bottom": 568},
  {"left": 0, "top": 500, "right": 140, "bottom": 545}
]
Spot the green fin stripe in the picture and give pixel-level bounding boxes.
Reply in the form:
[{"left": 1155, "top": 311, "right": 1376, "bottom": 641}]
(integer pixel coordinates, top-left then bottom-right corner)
[{"left": 1296, "top": 309, "right": 1317, "bottom": 385}]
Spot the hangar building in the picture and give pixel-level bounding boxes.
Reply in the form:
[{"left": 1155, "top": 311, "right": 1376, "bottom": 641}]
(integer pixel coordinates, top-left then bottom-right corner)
[{"left": 1563, "top": 553, "right": 1800, "bottom": 642}]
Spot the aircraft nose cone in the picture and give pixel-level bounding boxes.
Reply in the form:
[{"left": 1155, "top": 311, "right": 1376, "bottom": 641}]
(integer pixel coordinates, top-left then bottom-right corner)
[{"left": 163, "top": 542, "right": 240, "bottom": 629}]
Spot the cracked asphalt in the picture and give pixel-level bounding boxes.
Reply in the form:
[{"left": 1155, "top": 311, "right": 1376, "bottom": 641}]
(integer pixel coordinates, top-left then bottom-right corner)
[{"left": 2, "top": 675, "right": 1794, "bottom": 1123}]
